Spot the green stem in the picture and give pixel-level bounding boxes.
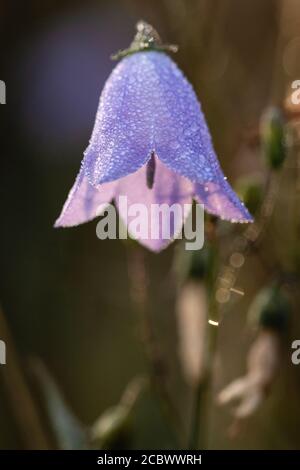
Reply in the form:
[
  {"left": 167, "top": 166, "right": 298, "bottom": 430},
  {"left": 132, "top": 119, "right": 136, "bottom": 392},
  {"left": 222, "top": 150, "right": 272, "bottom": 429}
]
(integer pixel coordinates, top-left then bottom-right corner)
[
  {"left": 188, "top": 374, "right": 210, "bottom": 449},
  {"left": 126, "top": 246, "right": 183, "bottom": 447},
  {"left": 188, "top": 230, "right": 219, "bottom": 449},
  {"left": 188, "top": 296, "right": 219, "bottom": 449}
]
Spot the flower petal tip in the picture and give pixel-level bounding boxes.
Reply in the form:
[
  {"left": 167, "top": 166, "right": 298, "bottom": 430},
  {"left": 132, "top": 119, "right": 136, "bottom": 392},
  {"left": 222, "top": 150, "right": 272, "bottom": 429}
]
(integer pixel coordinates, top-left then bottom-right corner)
[
  {"left": 53, "top": 220, "right": 61, "bottom": 228},
  {"left": 135, "top": 237, "right": 175, "bottom": 253}
]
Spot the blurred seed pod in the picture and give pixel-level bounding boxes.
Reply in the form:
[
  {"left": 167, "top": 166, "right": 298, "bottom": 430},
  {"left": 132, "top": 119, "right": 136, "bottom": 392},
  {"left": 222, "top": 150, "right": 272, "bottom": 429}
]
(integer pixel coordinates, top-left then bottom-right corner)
[
  {"left": 89, "top": 377, "right": 145, "bottom": 449},
  {"left": 189, "top": 245, "right": 216, "bottom": 281},
  {"left": 260, "top": 107, "right": 286, "bottom": 170},
  {"left": 248, "top": 285, "right": 291, "bottom": 332},
  {"left": 218, "top": 329, "right": 281, "bottom": 420},
  {"left": 219, "top": 284, "right": 291, "bottom": 427},
  {"left": 176, "top": 280, "right": 207, "bottom": 386},
  {"left": 284, "top": 84, "right": 300, "bottom": 122},
  {"left": 235, "top": 174, "right": 264, "bottom": 215},
  {"left": 174, "top": 241, "right": 215, "bottom": 284}
]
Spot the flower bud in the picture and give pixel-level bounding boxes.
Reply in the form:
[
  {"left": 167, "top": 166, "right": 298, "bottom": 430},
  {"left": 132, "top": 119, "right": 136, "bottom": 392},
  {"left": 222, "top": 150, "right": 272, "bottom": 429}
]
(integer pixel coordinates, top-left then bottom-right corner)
[
  {"left": 260, "top": 107, "right": 286, "bottom": 170},
  {"left": 175, "top": 243, "right": 216, "bottom": 283},
  {"left": 236, "top": 174, "right": 264, "bottom": 215},
  {"left": 248, "top": 285, "right": 291, "bottom": 332}
]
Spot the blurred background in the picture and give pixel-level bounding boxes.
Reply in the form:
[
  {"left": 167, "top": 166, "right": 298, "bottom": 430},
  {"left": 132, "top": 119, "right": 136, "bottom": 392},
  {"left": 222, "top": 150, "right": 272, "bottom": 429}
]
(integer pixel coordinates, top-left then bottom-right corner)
[{"left": 1, "top": 0, "right": 300, "bottom": 450}]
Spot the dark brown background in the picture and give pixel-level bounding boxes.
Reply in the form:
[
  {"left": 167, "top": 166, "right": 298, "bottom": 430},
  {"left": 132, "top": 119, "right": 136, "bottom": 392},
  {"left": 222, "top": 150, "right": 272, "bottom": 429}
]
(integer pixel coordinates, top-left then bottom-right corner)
[{"left": 0, "top": 0, "right": 299, "bottom": 449}]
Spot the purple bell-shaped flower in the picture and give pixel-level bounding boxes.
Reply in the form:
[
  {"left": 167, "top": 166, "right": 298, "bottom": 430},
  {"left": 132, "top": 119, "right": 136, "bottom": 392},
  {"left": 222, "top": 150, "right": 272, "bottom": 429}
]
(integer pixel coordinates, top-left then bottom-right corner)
[{"left": 55, "top": 21, "right": 253, "bottom": 251}]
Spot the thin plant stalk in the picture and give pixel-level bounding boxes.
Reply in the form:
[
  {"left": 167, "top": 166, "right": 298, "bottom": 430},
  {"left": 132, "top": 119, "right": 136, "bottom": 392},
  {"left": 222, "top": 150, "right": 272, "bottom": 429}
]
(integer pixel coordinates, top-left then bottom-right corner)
[
  {"left": 188, "top": 221, "right": 219, "bottom": 449},
  {"left": 126, "top": 245, "right": 183, "bottom": 446}
]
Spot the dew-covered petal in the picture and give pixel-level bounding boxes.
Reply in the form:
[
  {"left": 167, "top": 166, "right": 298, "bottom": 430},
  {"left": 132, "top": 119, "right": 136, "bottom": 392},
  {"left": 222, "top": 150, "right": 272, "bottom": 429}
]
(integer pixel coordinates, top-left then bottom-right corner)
[
  {"left": 194, "top": 179, "right": 253, "bottom": 222},
  {"left": 56, "top": 49, "right": 252, "bottom": 235},
  {"left": 133, "top": 51, "right": 253, "bottom": 222},
  {"left": 83, "top": 53, "right": 166, "bottom": 186},
  {"left": 54, "top": 168, "right": 116, "bottom": 227},
  {"left": 134, "top": 51, "right": 216, "bottom": 182},
  {"left": 115, "top": 156, "right": 193, "bottom": 251}
]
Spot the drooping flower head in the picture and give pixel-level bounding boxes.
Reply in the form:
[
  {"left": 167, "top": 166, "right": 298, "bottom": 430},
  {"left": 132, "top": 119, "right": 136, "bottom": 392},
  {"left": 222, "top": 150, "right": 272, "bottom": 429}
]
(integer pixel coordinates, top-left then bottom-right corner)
[{"left": 55, "top": 21, "right": 253, "bottom": 251}]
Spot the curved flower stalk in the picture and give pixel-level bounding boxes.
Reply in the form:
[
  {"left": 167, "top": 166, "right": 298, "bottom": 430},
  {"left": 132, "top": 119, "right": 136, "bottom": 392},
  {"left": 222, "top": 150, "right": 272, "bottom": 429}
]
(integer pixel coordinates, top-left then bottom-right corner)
[
  {"left": 218, "top": 329, "right": 280, "bottom": 419},
  {"left": 55, "top": 21, "right": 253, "bottom": 251},
  {"left": 218, "top": 285, "right": 290, "bottom": 425}
]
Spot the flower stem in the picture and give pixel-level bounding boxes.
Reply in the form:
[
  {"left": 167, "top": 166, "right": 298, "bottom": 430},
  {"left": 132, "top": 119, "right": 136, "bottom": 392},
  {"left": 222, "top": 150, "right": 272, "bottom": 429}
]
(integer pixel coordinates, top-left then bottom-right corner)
[
  {"left": 126, "top": 245, "right": 183, "bottom": 446},
  {"left": 188, "top": 222, "right": 219, "bottom": 449},
  {"left": 188, "top": 296, "right": 219, "bottom": 449}
]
